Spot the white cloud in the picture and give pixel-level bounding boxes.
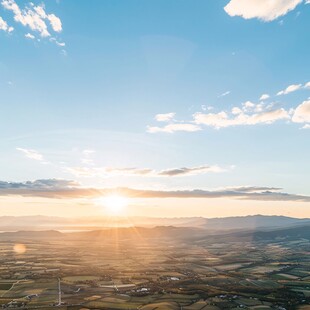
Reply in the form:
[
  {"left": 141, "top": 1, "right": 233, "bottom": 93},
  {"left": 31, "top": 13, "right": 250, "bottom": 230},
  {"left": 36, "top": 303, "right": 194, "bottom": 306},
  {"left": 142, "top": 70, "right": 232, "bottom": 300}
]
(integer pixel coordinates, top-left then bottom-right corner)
[
  {"left": 242, "top": 101, "right": 256, "bottom": 111},
  {"left": 292, "top": 100, "right": 310, "bottom": 123},
  {"left": 260, "top": 94, "right": 270, "bottom": 101},
  {"left": 147, "top": 123, "right": 201, "bottom": 133},
  {"left": 25, "top": 32, "right": 34, "bottom": 39},
  {"left": 16, "top": 147, "right": 44, "bottom": 161},
  {"left": 149, "top": 80, "right": 310, "bottom": 132},
  {"left": 224, "top": 0, "right": 303, "bottom": 22},
  {"left": 33, "top": 4, "right": 62, "bottom": 32},
  {"left": 2, "top": 0, "right": 49, "bottom": 37},
  {"left": 155, "top": 112, "right": 175, "bottom": 122},
  {"left": 304, "top": 81, "right": 310, "bottom": 89},
  {"left": 193, "top": 108, "right": 290, "bottom": 129},
  {"left": 302, "top": 124, "right": 310, "bottom": 129},
  {"left": 47, "top": 13, "right": 62, "bottom": 32},
  {"left": 254, "top": 103, "right": 264, "bottom": 112},
  {"left": 1, "top": 0, "right": 62, "bottom": 38},
  {"left": 277, "top": 83, "right": 302, "bottom": 95},
  {"left": 232, "top": 107, "right": 242, "bottom": 115},
  {"left": 0, "top": 15, "right": 13, "bottom": 32}
]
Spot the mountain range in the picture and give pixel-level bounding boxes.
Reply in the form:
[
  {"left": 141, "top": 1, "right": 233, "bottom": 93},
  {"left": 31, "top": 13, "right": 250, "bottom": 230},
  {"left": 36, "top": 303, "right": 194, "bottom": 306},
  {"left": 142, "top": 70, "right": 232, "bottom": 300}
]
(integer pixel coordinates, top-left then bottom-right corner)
[{"left": 0, "top": 214, "right": 309, "bottom": 231}]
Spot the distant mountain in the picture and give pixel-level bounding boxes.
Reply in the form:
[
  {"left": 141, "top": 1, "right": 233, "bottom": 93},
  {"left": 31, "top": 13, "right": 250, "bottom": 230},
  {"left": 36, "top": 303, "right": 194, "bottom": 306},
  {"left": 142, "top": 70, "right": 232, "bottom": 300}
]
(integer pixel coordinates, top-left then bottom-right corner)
[
  {"left": 202, "top": 215, "right": 310, "bottom": 230},
  {"left": 0, "top": 224, "right": 309, "bottom": 243},
  {"left": 0, "top": 215, "right": 309, "bottom": 232},
  {"left": 0, "top": 215, "right": 74, "bottom": 229},
  {"left": 0, "top": 227, "right": 205, "bottom": 242},
  {"left": 0, "top": 230, "right": 63, "bottom": 240},
  {"left": 66, "top": 226, "right": 205, "bottom": 241},
  {"left": 195, "top": 224, "right": 310, "bottom": 244},
  {"left": 0, "top": 215, "right": 207, "bottom": 230}
]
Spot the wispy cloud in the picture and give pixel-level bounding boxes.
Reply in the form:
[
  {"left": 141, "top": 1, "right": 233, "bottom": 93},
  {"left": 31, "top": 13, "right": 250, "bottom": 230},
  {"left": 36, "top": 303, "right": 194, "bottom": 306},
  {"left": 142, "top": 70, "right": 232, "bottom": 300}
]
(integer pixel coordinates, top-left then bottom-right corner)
[
  {"left": 16, "top": 147, "right": 44, "bottom": 161},
  {"left": 0, "top": 179, "right": 309, "bottom": 202},
  {"left": 67, "top": 167, "right": 153, "bottom": 178},
  {"left": 193, "top": 108, "right": 290, "bottom": 129},
  {"left": 148, "top": 107, "right": 290, "bottom": 132},
  {"left": 105, "top": 167, "right": 153, "bottom": 176},
  {"left": 83, "top": 149, "right": 95, "bottom": 156},
  {"left": 67, "top": 164, "right": 229, "bottom": 178},
  {"left": 218, "top": 91, "right": 231, "bottom": 98},
  {"left": 157, "top": 165, "right": 228, "bottom": 176},
  {"left": 16, "top": 147, "right": 50, "bottom": 164},
  {"left": 147, "top": 123, "right": 201, "bottom": 133},
  {"left": 277, "top": 83, "right": 302, "bottom": 96},
  {"left": 224, "top": 0, "right": 303, "bottom": 22},
  {"left": 80, "top": 149, "right": 95, "bottom": 165},
  {"left": 49, "top": 37, "right": 65, "bottom": 46}
]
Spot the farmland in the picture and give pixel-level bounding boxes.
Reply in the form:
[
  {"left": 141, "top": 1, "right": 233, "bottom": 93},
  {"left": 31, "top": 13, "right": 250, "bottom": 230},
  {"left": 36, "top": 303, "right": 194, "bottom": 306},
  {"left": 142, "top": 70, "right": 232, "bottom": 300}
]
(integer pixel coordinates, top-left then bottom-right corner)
[{"left": 0, "top": 227, "right": 309, "bottom": 309}]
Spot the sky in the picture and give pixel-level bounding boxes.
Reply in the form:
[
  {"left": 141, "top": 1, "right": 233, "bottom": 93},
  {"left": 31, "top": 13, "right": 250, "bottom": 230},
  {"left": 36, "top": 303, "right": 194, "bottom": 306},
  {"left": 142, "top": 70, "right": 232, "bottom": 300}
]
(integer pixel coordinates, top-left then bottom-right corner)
[{"left": 0, "top": 0, "right": 310, "bottom": 218}]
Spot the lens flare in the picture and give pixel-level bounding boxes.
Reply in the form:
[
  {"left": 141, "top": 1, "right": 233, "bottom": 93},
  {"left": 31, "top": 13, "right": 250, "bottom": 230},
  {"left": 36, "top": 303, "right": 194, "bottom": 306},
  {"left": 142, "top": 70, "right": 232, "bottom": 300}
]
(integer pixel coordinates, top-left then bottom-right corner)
[{"left": 13, "top": 244, "right": 26, "bottom": 254}]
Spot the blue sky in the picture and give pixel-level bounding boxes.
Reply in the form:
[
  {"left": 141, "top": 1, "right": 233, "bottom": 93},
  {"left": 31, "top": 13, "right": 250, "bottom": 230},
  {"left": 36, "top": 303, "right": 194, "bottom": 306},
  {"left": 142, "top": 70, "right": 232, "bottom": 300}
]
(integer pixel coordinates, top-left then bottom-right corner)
[{"left": 0, "top": 0, "right": 309, "bottom": 217}]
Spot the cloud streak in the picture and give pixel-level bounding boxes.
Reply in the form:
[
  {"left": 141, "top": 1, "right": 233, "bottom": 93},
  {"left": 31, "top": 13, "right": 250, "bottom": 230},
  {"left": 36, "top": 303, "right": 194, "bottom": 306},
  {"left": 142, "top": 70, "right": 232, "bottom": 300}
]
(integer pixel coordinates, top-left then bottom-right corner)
[
  {"left": 67, "top": 164, "right": 228, "bottom": 178},
  {"left": 16, "top": 147, "right": 44, "bottom": 161},
  {"left": 147, "top": 123, "right": 201, "bottom": 133},
  {"left": 0, "top": 179, "right": 309, "bottom": 202},
  {"left": 157, "top": 165, "right": 227, "bottom": 176},
  {"left": 218, "top": 91, "right": 231, "bottom": 98}
]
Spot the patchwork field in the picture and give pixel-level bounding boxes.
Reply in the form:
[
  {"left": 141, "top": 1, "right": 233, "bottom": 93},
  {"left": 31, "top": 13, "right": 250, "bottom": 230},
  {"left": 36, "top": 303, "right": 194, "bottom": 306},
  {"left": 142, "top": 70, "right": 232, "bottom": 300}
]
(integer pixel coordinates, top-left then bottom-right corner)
[{"left": 0, "top": 231, "right": 309, "bottom": 309}]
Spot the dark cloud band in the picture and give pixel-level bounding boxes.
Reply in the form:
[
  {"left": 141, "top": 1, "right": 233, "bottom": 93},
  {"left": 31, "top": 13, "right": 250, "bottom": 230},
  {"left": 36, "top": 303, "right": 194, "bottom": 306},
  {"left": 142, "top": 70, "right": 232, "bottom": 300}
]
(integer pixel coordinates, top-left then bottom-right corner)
[{"left": 0, "top": 179, "right": 309, "bottom": 202}]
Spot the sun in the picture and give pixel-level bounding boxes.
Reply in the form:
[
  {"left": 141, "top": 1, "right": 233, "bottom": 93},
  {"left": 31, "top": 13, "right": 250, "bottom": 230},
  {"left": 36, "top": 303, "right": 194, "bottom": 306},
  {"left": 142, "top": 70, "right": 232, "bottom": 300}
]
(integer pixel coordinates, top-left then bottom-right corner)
[{"left": 96, "top": 195, "right": 128, "bottom": 215}]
